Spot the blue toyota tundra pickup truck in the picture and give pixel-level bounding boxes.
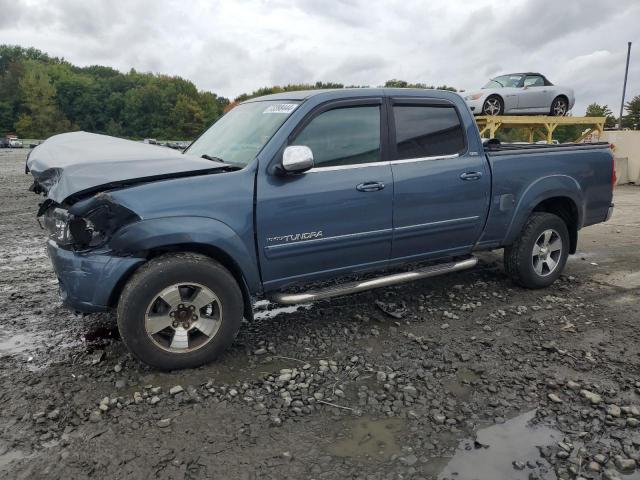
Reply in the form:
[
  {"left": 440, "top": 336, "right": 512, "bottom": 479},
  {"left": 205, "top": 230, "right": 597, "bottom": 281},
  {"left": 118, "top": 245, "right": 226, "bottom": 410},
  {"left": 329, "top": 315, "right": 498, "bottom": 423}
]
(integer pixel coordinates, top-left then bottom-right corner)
[{"left": 26, "top": 88, "right": 615, "bottom": 369}]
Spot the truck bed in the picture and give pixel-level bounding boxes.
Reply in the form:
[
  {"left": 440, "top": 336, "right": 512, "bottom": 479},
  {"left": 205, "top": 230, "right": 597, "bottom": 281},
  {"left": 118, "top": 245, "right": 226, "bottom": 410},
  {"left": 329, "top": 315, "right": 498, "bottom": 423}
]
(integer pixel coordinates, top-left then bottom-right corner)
[{"left": 477, "top": 141, "right": 614, "bottom": 250}]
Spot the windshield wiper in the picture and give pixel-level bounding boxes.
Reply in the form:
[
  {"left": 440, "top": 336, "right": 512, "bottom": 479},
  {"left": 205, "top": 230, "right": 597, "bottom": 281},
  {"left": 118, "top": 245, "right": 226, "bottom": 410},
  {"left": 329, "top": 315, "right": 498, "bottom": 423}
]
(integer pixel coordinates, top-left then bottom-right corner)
[
  {"left": 201, "top": 154, "right": 226, "bottom": 163},
  {"left": 201, "top": 154, "right": 243, "bottom": 171}
]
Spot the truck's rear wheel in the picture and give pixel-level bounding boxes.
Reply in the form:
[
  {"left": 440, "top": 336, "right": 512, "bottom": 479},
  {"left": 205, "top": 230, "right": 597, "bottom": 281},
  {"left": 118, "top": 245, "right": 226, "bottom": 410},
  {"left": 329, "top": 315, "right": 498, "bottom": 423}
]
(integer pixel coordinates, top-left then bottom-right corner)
[
  {"left": 117, "top": 253, "right": 243, "bottom": 370},
  {"left": 504, "top": 212, "right": 569, "bottom": 289}
]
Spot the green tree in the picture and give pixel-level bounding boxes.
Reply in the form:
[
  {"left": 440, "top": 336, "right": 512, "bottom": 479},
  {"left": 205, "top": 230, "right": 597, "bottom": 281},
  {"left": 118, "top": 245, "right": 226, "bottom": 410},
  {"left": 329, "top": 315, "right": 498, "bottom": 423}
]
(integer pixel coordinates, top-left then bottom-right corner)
[
  {"left": 622, "top": 95, "right": 640, "bottom": 130},
  {"left": 0, "top": 60, "right": 24, "bottom": 133},
  {"left": 171, "top": 94, "right": 205, "bottom": 138},
  {"left": 17, "top": 60, "right": 72, "bottom": 137},
  {"left": 384, "top": 79, "right": 426, "bottom": 88},
  {"left": 234, "top": 82, "right": 345, "bottom": 102},
  {"left": 383, "top": 80, "right": 457, "bottom": 91},
  {"left": 585, "top": 103, "right": 616, "bottom": 128},
  {"left": 1, "top": 44, "right": 230, "bottom": 139}
]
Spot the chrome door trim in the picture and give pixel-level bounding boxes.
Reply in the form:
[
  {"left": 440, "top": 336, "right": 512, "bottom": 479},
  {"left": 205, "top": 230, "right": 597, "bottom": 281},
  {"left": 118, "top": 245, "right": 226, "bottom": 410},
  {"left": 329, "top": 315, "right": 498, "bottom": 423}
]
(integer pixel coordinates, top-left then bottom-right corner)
[
  {"left": 306, "top": 153, "right": 460, "bottom": 173},
  {"left": 388, "top": 153, "right": 460, "bottom": 165},
  {"left": 394, "top": 215, "right": 480, "bottom": 232},
  {"left": 308, "top": 161, "right": 388, "bottom": 173}
]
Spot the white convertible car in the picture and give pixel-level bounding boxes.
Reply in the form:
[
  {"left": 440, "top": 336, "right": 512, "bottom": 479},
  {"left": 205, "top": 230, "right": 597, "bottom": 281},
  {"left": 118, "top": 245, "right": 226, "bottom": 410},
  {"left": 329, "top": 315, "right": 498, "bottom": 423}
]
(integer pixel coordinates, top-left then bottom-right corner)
[{"left": 464, "top": 72, "right": 575, "bottom": 116}]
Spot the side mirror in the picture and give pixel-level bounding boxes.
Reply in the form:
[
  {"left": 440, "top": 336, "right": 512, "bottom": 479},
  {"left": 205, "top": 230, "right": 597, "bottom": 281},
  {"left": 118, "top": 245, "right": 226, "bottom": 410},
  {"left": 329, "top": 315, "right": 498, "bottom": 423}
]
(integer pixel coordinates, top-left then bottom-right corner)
[{"left": 282, "top": 145, "right": 314, "bottom": 174}]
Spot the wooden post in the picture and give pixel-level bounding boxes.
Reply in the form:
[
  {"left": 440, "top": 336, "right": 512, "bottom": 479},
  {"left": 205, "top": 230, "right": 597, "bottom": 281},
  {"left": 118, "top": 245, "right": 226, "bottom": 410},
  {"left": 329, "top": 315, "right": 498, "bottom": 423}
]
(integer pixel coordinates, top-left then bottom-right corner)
[
  {"left": 574, "top": 128, "right": 594, "bottom": 144},
  {"left": 544, "top": 123, "right": 558, "bottom": 144}
]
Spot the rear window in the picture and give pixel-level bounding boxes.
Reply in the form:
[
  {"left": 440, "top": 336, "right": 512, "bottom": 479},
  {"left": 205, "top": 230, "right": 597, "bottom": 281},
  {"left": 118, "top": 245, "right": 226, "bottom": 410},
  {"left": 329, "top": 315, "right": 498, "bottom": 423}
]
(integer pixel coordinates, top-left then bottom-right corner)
[{"left": 393, "top": 105, "right": 466, "bottom": 159}]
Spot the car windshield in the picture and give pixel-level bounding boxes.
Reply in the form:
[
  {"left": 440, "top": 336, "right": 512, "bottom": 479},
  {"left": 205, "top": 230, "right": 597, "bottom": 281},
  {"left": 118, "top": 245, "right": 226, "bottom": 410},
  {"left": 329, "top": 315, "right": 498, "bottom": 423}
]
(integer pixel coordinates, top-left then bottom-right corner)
[
  {"left": 185, "top": 100, "right": 300, "bottom": 167},
  {"left": 483, "top": 74, "right": 523, "bottom": 88}
]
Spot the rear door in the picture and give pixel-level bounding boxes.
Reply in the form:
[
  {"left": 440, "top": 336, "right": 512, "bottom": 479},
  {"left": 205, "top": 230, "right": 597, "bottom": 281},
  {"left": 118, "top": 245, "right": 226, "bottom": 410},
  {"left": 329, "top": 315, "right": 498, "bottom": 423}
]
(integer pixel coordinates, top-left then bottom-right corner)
[
  {"left": 256, "top": 98, "right": 394, "bottom": 290},
  {"left": 389, "top": 98, "right": 490, "bottom": 262}
]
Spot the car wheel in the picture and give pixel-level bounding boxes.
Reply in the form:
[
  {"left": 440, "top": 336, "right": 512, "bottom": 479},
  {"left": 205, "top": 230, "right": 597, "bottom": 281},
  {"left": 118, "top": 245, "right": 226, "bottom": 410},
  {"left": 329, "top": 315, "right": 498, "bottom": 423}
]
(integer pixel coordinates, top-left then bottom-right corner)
[
  {"left": 117, "top": 252, "right": 244, "bottom": 370},
  {"left": 550, "top": 97, "right": 568, "bottom": 116},
  {"left": 503, "top": 212, "right": 569, "bottom": 289},
  {"left": 482, "top": 95, "right": 504, "bottom": 116}
]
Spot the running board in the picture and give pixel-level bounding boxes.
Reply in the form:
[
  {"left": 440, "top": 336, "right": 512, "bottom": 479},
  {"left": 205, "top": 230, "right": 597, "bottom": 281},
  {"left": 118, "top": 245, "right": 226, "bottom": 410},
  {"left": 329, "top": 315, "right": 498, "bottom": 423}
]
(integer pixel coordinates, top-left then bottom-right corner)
[{"left": 270, "top": 256, "right": 478, "bottom": 305}]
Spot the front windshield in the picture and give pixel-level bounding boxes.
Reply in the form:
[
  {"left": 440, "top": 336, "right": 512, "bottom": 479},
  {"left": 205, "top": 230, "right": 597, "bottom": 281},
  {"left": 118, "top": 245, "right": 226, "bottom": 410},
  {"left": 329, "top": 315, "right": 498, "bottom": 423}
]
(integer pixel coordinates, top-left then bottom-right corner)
[
  {"left": 482, "top": 74, "right": 523, "bottom": 89},
  {"left": 185, "top": 100, "right": 300, "bottom": 167}
]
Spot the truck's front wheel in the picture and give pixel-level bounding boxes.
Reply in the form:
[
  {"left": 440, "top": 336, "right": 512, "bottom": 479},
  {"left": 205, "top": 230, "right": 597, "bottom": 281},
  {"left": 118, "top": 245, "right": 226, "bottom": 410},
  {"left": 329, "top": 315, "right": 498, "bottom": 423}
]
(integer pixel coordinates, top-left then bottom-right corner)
[
  {"left": 504, "top": 212, "right": 569, "bottom": 289},
  {"left": 117, "top": 253, "right": 243, "bottom": 370}
]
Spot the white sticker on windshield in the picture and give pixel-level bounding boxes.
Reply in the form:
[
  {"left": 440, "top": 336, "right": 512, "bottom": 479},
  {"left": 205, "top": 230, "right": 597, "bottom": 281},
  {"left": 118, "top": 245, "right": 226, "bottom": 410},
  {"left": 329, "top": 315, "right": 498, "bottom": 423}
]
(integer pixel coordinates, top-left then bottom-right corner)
[{"left": 263, "top": 103, "right": 298, "bottom": 114}]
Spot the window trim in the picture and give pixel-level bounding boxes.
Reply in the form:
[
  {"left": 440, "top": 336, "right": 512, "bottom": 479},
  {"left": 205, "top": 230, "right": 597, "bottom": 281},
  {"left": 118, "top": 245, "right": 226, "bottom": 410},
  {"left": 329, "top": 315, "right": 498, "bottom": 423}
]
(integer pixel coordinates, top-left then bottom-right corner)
[
  {"left": 284, "top": 97, "right": 389, "bottom": 171},
  {"left": 387, "top": 97, "right": 468, "bottom": 160}
]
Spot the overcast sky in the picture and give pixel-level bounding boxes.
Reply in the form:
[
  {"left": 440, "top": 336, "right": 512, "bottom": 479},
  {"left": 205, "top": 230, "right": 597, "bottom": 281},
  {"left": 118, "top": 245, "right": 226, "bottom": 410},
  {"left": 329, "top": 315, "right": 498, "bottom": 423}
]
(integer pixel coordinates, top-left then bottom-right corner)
[{"left": 2, "top": 0, "right": 639, "bottom": 114}]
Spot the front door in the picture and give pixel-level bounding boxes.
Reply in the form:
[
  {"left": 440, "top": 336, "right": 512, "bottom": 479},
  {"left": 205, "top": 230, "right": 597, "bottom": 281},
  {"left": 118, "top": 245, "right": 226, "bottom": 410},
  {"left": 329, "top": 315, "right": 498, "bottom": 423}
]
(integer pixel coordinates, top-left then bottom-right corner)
[
  {"left": 256, "top": 99, "right": 394, "bottom": 290},
  {"left": 389, "top": 98, "right": 490, "bottom": 262},
  {"left": 517, "top": 75, "right": 549, "bottom": 111}
]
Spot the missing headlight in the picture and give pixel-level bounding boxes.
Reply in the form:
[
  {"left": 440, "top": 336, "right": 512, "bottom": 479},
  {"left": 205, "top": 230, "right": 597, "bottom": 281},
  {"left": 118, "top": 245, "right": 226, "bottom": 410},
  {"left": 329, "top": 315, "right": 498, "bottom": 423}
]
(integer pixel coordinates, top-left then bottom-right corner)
[
  {"left": 41, "top": 207, "right": 108, "bottom": 249},
  {"left": 68, "top": 216, "right": 106, "bottom": 248},
  {"left": 39, "top": 193, "right": 140, "bottom": 251}
]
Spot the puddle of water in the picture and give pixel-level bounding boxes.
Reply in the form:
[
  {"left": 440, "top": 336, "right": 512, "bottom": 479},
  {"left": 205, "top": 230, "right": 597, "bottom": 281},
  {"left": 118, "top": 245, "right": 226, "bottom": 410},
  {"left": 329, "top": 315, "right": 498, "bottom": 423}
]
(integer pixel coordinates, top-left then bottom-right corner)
[
  {"left": 609, "top": 293, "right": 640, "bottom": 305},
  {"left": 0, "top": 332, "right": 40, "bottom": 355},
  {"left": 436, "top": 410, "right": 560, "bottom": 480},
  {"left": 327, "top": 417, "right": 404, "bottom": 459},
  {"left": 594, "top": 270, "right": 640, "bottom": 289},
  {"left": 442, "top": 368, "right": 480, "bottom": 401},
  {"left": 134, "top": 351, "right": 292, "bottom": 392}
]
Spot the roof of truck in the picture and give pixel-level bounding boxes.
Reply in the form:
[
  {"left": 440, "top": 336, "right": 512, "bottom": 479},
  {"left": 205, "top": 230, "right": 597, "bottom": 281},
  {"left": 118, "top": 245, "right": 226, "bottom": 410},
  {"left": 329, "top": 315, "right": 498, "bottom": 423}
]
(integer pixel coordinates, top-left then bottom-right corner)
[{"left": 243, "top": 87, "right": 460, "bottom": 103}]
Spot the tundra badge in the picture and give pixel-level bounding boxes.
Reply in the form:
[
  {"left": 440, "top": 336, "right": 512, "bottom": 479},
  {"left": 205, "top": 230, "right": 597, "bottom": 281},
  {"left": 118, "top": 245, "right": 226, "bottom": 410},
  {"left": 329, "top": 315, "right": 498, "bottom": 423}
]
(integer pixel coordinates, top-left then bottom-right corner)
[{"left": 267, "top": 231, "right": 323, "bottom": 243}]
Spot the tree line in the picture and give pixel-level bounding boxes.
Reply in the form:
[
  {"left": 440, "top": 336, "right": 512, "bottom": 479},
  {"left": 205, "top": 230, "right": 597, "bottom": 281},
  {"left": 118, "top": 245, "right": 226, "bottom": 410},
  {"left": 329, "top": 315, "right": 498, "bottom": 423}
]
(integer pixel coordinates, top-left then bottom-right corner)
[
  {"left": 0, "top": 45, "right": 638, "bottom": 141},
  {"left": 0, "top": 45, "right": 229, "bottom": 140}
]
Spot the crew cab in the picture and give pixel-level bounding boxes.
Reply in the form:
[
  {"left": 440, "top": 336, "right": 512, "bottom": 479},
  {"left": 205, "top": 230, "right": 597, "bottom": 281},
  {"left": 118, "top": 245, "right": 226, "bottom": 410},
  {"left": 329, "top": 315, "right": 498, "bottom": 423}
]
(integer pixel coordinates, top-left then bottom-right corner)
[{"left": 26, "top": 88, "right": 615, "bottom": 369}]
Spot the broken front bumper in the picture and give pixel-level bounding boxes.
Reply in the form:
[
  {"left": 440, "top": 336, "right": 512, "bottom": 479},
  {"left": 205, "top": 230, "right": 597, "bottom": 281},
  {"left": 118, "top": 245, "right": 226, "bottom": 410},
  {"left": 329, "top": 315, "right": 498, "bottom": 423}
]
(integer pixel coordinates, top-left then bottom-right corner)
[{"left": 46, "top": 240, "right": 144, "bottom": 313}]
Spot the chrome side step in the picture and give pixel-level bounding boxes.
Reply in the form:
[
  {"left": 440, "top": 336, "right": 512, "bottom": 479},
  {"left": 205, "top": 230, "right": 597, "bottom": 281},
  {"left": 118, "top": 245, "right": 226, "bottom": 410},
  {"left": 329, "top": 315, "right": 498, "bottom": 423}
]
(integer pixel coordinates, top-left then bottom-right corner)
[{"left": 270, "top": 256, "right": 478, "bottom": 305}]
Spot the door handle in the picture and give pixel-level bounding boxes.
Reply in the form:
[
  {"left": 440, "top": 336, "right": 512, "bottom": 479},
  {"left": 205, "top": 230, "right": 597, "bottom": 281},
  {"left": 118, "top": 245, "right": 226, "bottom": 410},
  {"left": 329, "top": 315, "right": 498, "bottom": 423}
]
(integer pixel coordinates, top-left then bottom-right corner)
[
  {"left": 460, "top": 171, "right": 482, "bottom": 181},
  {"left": 356, "top": 181, "right": 385, "bottom": 192}
]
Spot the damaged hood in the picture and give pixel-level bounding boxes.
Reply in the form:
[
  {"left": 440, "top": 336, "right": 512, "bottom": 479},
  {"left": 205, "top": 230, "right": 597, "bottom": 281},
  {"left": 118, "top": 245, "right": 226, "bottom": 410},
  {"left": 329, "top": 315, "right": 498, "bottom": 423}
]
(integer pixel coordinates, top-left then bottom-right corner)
[{"left": 27, "top": 131, "right": 226, "bottom": 203}]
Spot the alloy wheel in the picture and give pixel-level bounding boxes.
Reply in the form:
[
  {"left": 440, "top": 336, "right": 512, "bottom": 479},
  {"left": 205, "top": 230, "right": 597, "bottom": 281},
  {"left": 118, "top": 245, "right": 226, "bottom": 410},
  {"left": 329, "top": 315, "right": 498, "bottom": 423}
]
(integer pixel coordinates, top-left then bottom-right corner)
[
  {"left": 532, "top": 229, "right": 563, "bottom": 276},
  {"left": 553, "top": 100, "right": 568, "bottom": 116},
  {"left": 144, "top": 283, "right": 222, "bottom": 353},
  {"left": 483, "top": 98, "right": 501, "bottom": 116}
]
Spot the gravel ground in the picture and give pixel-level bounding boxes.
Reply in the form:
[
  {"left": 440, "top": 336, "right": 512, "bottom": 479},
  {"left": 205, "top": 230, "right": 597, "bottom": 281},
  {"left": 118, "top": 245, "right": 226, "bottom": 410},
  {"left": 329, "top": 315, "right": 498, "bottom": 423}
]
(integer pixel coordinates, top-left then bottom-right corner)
[{"left": 1, "top": 148, "right": 640, "bottom": 480}]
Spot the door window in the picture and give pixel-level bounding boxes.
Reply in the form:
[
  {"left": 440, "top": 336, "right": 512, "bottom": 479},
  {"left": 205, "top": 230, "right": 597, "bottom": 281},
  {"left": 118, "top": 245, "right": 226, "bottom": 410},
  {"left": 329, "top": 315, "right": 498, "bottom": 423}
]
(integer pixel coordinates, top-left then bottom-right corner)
[
  {"left": 524, "top": 75, "right": 545, "bottom": 87},
  {"left": 393, "top": 105, "right": 465, "bottom": 159},
  {"left": 292, "top": 106, "right": 381, "bottom": 168}
]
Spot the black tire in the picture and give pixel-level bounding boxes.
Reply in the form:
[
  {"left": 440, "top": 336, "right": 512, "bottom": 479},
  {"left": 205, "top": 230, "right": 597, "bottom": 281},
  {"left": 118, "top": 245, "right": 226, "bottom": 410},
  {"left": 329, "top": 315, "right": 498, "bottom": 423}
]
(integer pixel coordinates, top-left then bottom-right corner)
[
  {"left": 504, "top": 212, "right": 569, "bottom": 289},
  {"left": 550, "top": 96, "right": 569, "bottom": 116},
  {"left": 482, "top": 95, "right": 504, "bottom": 116},
  {"left": 117, "top": 253, "right": 243, "bottom": 370}
]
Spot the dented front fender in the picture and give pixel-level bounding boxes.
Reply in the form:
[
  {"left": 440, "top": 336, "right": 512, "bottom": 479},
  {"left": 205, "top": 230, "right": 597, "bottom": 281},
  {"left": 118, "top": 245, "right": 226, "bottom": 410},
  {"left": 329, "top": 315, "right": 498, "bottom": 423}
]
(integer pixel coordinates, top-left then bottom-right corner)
[{"left": 109, "top": 216, "right": 261, "bottom": 293}]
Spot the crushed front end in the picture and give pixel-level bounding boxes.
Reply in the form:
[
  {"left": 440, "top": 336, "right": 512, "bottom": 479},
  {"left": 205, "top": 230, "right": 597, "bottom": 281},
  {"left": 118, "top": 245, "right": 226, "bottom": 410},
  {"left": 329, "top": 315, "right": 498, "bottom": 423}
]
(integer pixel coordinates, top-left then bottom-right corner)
[{"left": 39, "top": 194, "right": 145, "bottom": 312}]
